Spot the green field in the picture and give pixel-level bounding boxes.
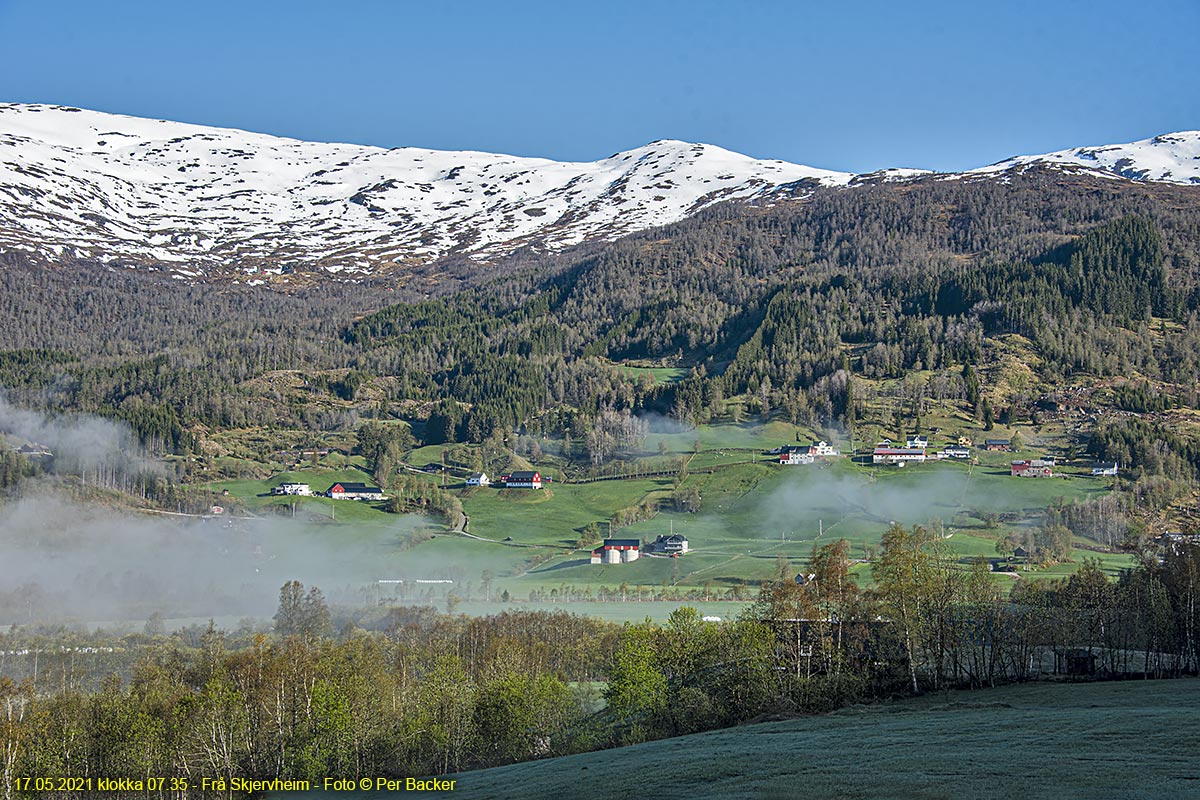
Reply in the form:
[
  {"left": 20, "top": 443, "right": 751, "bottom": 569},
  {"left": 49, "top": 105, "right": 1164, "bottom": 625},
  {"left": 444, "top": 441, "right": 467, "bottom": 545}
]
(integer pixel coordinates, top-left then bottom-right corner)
[
  {"left": 478, "top": 459, "right": 1124, "bottom": 591},
  {"left": 278, "top": 679, "right": 1200, "bottom": 800},
  {"left": 202, "top": 436, "right": 1132, "bottom": 606}
]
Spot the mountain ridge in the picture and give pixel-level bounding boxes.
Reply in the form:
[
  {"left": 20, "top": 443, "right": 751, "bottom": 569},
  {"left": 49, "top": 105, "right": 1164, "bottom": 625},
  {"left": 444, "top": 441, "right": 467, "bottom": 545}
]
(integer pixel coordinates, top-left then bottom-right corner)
[{"left": 1, "top": 102, "right": 1197, "bottom": 283}]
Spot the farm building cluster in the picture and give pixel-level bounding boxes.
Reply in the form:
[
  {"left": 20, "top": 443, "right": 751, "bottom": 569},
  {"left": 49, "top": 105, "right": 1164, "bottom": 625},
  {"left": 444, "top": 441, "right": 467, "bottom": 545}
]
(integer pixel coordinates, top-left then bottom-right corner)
[
  {"left": 872, "top": 435, "right": 971, "bottom": 465},
  {"left": 1158, "top": 532, "right": 1200, "bottom": 553},
  {"left": 473, "top": 471, "right": 549, "bottom": 488},
  {"left": 771, "top": 441, "right": 841, "bottom": 465},
  {"left": 591, "top": 538, "right": 641, "bottom": 564},
  {"left": 468, "top": 471, "right": 554, "bottom": 488},
  {"left": 590, "top": 533, "right": 690, "bottom": 565},
  {"left": 1011, "top": 459, "right": 1055, "bottom": 478},
  {"left": 271, "top": 481, "right": 387, "bottom": 500},
  {"left": 3, "top": 441, "right": 53, "bottom": 459},
  {"left": 270, "top": 470, "right": 549, "bottom": 501}
]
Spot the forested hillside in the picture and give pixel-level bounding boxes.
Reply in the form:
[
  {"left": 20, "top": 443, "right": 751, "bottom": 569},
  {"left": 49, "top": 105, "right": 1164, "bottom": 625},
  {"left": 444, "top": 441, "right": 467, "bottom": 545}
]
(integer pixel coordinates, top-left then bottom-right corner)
[{"left": 2, "top": 170, "right": 1200, "bottom": 491}]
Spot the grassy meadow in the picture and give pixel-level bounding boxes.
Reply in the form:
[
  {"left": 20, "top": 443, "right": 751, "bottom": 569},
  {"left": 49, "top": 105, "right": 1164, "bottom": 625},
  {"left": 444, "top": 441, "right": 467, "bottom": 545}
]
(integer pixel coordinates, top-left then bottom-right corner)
[
  {"left": 276, "top": 678, "right": 1200, "bottom": 800},
  {"left": 200, "top": 418, "right": 1132, "bottom": 610}
]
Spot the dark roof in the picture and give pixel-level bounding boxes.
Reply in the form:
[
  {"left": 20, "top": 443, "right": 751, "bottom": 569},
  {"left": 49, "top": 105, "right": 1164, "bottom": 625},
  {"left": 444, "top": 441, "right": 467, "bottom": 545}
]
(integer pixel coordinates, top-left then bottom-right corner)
[
  {"left": 508, "top": 471, "right": 540, "bottom": 480},
  {"left": 601, "top": 538, "right": 640, "bottom": 548},
  {"left": 328, "top": 482, "right": 380, "bottom": 492},
  {"left": 655, "top": 533, "right": 688, "bottom": 543},
  {"left": 985, "top": 439, "right": 1011, "bottom": 445}
]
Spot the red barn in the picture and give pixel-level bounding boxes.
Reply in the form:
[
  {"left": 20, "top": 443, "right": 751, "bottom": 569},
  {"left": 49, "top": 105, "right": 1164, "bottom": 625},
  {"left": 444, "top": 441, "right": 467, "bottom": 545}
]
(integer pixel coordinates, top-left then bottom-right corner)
[{"left": 503, "top": 471, "right": 543, "bottom": 489}]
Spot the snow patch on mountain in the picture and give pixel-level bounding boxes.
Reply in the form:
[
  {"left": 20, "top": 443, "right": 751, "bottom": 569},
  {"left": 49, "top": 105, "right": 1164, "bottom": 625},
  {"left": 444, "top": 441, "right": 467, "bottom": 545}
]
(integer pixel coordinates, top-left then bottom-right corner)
[
  {"left": 0, "top": 104, "right": 850, "bottom": 278},
  {"left": 969, "top": 131, "right": 1200, "bottom": 185},
  {"left": 1, "top": 104, "right": 1197, "bottom": 282}
]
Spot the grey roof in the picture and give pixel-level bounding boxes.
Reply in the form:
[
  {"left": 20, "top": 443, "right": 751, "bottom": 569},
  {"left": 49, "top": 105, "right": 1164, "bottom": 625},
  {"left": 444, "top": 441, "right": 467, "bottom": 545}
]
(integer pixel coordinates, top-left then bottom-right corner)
[{"left": 328, "top": 482, "right": 381, "bottom": 492}]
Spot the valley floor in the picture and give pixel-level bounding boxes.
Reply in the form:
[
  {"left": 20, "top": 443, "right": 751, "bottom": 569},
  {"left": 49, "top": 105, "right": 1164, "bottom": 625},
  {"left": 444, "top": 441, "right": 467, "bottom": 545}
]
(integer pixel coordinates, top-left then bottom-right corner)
[{"left": 279, "top": 679, "right": 1200, "bottom": 800}]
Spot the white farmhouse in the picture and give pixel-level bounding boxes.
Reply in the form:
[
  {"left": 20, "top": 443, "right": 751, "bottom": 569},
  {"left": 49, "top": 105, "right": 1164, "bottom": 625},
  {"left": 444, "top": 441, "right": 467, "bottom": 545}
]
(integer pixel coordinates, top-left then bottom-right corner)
[{"left": 272, "top": 482, "right": 313, "bottom": 496}]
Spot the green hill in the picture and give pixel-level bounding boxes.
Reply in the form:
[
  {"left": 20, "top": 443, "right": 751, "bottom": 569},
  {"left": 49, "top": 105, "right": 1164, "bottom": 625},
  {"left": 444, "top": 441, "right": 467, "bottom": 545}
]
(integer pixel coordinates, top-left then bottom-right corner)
[{"left": 280, "top": 679, "right": 1199, "bottom": 800}]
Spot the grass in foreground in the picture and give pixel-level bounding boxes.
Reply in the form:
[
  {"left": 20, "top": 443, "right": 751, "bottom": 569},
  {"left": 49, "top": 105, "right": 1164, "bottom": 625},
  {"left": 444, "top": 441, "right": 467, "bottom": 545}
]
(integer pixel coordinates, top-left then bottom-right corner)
[{"left": 279, "top": 678, "right": 1200, "bottom": 800}]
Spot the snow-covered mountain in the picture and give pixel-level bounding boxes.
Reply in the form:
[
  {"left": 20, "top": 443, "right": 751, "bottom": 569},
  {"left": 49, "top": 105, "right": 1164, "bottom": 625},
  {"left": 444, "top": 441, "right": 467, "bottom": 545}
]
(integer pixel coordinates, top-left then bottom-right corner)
[
  {"left": 0, "top": 103, "right": 850, "bottom": 281},
  {"left": 968, "top": 131, "right": 1200, "bottom": 184},
  {"left": 0, "top": 103, "right": 1197, "bottom": 283}
]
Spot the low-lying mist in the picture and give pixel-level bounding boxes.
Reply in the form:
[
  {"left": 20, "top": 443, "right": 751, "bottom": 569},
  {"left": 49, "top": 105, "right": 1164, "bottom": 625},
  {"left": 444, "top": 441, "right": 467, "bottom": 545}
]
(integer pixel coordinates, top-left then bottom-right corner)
[
  {"left": 0, "top": 492, "right": 499, "bottom": 628},
  {"left": 761, "top": 467, "right": 975, "bottom": 534},
  {"left": 0, "top": 394, "right": 161, "bottom": 477}
]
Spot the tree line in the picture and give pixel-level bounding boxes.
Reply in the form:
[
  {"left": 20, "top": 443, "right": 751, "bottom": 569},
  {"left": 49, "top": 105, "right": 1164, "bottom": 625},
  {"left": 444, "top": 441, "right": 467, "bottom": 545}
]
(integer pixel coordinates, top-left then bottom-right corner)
[{"left": 3, "top": 536, "right": 1198, "bottom": 795}]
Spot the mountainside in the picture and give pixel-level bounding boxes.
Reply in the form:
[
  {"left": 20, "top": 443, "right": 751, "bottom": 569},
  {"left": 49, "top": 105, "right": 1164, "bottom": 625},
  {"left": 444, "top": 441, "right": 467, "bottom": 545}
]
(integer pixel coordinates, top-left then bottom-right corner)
[
  {"left": 970, "top": 131, "right": 1200, "bottom": 184},
  {"left": 0, "top": 103, "right": 849, "bottom": 281},
  {"left": 1, "top": 102, "right": 1197, "bottom": 284}
]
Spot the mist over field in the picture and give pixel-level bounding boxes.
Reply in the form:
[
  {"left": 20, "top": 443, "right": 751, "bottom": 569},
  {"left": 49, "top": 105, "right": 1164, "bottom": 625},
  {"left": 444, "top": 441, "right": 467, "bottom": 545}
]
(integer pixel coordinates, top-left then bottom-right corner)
[
  {"left": 760, "top": 468, "right": 973, "bottom": 533},
  {"left": 637, "top": 412, "right": 694, "bottom": 436},
  {"left": 0, "top": 396, "right": 507, "bottom": 626},
  {"left": 0, "top": 492, "right": 507, "bottom": 627}
]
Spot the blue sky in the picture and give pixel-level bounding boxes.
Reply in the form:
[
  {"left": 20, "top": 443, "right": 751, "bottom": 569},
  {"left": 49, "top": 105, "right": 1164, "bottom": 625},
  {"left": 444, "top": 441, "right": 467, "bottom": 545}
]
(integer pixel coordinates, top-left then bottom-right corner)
[{"left": 1, "top": 0, "right": 1197, "bottom": 172}]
